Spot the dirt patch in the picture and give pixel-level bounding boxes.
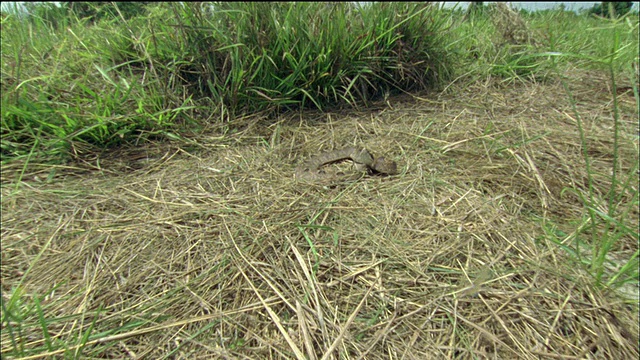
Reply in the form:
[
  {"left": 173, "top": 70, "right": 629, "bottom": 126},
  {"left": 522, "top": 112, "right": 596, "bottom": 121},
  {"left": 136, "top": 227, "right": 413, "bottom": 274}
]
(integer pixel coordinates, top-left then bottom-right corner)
[{"left": 2, "top": 70, "right": 638, "bottom": 358}]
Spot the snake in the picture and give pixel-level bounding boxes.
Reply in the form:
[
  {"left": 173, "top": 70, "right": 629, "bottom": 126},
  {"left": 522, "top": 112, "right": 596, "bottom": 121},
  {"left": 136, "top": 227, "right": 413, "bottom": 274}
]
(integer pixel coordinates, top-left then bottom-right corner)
[{"left": 295, "top": 146, "right": 398, "bottom": 183}]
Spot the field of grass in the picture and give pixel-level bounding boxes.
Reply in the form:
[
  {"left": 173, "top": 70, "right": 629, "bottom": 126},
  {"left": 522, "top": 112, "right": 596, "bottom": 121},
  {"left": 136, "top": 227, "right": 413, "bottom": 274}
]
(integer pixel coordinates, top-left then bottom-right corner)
[{"left": 1, "top": 3, "right": 638, "bottom": 359}]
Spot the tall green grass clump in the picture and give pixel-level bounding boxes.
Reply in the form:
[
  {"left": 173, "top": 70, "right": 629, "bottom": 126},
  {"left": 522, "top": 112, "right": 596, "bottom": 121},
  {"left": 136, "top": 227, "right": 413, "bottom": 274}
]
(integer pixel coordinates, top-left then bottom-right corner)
[
  {"left": 1, "top": 2, "right": 197, "bottom": 165},
  {"left": 169, "top": 2, "right": 453, "bottom": 112},
  {"left": 1, "top": 2, "right": 454, "bottom": 165}
]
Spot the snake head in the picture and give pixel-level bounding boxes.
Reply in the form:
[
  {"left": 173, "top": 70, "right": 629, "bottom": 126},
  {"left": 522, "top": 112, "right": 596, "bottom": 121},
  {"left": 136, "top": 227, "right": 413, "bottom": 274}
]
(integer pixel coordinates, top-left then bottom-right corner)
[{"left": 371, "top": 156, "right": 398, "bottom": 175}]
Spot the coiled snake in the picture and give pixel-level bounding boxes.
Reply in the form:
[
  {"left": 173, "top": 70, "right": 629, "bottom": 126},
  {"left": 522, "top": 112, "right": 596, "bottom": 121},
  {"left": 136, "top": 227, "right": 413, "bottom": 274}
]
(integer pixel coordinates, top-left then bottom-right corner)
[{"left": 295, "top": 147, "right": 398, "bottom": 183}]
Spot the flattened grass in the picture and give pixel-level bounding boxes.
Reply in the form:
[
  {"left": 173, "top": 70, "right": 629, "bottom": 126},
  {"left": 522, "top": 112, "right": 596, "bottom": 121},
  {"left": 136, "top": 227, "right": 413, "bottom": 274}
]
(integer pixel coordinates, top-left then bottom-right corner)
[{"left": 2, "top": 71, "right": 637, "bottom": 358}]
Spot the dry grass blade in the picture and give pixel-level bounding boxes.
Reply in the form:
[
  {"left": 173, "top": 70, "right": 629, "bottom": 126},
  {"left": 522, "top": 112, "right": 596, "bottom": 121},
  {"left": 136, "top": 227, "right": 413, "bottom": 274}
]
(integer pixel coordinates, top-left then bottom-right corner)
[
  {"left": 320, "top": 278, "right": 376, "bottom": 360},
  {"left": 296, "top": 300, "right": 317, "bottom": 360},
  {"left": 227, "top": 224, "right": 306, "bottom": 359},
  {"left": 287, "top": 236, "right": 330, "bottom": 346}
]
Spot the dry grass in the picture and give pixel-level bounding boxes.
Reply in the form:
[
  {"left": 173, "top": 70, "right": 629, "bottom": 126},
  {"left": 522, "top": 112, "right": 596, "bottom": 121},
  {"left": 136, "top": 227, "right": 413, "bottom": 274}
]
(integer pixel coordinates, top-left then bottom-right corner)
[{"left": 1, "top": 70, "right": 638, "bottom": 359}]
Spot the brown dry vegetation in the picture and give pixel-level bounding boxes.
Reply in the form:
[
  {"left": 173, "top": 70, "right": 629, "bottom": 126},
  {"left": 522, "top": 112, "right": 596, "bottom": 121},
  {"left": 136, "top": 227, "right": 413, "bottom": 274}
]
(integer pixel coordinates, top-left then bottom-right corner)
[{"left": 1, "top": 70, "right": 638, "bottom": 359}]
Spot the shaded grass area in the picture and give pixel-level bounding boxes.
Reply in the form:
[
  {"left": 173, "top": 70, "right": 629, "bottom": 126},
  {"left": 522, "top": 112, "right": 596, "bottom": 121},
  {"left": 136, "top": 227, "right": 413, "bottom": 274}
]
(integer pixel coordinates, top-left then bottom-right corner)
[{"left": 2, "top": 72, "right": 637, "bottom": 358}]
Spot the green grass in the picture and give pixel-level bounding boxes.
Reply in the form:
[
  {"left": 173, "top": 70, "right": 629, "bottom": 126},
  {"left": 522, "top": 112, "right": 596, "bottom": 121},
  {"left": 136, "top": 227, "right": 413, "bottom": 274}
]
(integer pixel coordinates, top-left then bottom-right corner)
[{"left": 1, "top": 2, "right": 455, "bottom": 164}]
